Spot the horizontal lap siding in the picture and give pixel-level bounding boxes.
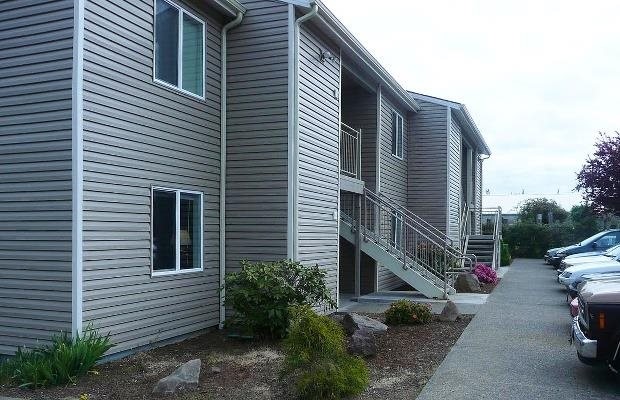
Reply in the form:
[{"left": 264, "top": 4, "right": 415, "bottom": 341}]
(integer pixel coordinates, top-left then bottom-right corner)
[
  {"left": 341, "top": 87, "right": 377, "bottom": 191},
  {"left": 0, "top": 0, "right": 73, "bottom": 355},
  {"left": 297, "top": 23, "right": 340, "bottom": 300},
  {"left": 407, "top": 100, "right": 448, "bottom": 233},
  {"left": 448, "top": 116, "right": 462, "bottom": 242},
  {"left": 225, "top": 1, "right": 289, "bottom": 273},
  {"left": 82, "top": 0, "right": 223, "bottom": 354},
  {"left": 377, "top": 95, "right": 409, "bottom": 291}
]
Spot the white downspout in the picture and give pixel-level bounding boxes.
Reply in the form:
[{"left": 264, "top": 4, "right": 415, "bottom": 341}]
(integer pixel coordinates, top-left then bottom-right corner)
[
  {"left": 290, "top": 3, "right": 319, "bottom": 260},
  {"left": 220, "top": 11, "right": 244, "bottom": 328}
]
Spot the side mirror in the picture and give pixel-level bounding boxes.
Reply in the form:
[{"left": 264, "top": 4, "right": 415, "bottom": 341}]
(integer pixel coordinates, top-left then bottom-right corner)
[{"left": 592, "top": 242, "right": 598, "bottom": 249}]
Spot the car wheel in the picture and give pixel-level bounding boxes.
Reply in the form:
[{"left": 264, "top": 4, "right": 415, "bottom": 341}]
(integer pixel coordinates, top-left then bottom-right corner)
[{"left": 607, "top": 333, "right": 620, "bottom": 374}]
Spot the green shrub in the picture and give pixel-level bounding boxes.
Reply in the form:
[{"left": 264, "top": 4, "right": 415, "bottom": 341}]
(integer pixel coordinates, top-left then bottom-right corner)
[
  {"left": 385, "top": 300, "right": 432, "bottom": 325},
  {"left": 224, "top": 260, "right": 336, "bottom": 339},
  {"left": 0, "top": 326, "right": 112, "bottom": 388},
  {"left": 282, "top": 306, "right": 369, "bottom": 400},
  {"left": 502, "top": 221, "right": 579, "bottom": 258},
  {"left": 500, "top": 243, "right": 512, "bottom": 266}
]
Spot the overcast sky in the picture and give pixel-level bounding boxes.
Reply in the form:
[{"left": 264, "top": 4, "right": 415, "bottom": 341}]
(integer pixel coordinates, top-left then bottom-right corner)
[{"left": 322, "top": 0, "right": 619, "bottom": 205}]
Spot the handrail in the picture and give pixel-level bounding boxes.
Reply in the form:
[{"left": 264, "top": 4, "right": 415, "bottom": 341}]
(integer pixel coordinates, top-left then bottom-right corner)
[
  {"left": 378, "top": 191, "right": 455, "bottom": 248},
  {"left": 343, "top": 188, "right": 479, "bottom": 298},
  {"left": 468, "top": 206, "right": 502, "bottom": 269}
]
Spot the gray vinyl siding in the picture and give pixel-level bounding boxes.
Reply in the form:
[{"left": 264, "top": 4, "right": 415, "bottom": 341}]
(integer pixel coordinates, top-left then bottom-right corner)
[
  {"left": 81, "top": 0, "right": 223, "bottom": 354},
  {"left": 0, "top": 0, "right": 74, "bottom": 355},
  {"left": 448, "top": 116, "right": 462, "bottom": 242},
  {"left": 226, "top": 0, "right": 289, "bottom": 273},
  {"left": 407, "top": 100, "right": 448, "bottom": 232},
  {"left": 341, "top": 86, "right": 377, "bottom": 191},
  {"left": 377, "top": 95, "right": 409, "bottom": 291},
  {"left": 297, "top": 22, "right": 341, "bottom": 298}
]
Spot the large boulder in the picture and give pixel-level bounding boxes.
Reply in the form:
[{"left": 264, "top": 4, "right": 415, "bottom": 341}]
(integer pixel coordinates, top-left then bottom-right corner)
[
  {"left": 438, "top": 300, "right": 461, "bottom": 322},
  {"left": 341, "top": 313, "right": 388, "bottom": 336},
  {"left": 455, "top": 273, "right": 481, "bottom": 293},
  {"left": 347, "top": 328, "right": 377, "bottom": 357},
  {"left": 153, "top": 359, "right": 201, "bottom": 395}
]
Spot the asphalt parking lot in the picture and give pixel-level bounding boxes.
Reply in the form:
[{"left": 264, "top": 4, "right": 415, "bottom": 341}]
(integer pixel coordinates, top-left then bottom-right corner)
[{"left": 416, "top": 258, "right": 620, "bottom": 400}]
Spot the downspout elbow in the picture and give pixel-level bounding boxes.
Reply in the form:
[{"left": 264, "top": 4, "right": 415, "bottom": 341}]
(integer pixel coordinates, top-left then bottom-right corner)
[{"left": 219, "top": 10, "right": 244, "bottom": 329}]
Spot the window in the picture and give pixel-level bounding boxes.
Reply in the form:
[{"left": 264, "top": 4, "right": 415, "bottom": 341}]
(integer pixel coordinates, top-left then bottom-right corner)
[
  {"left": 392, "top": 213, "right": 403, "bottom": 249},
  {"left": 152, "top": 187, "right": 203, "bottom": 275},
  {"left": 154, "top": 0, "right": 205, "bottom": 98},
  {"left": 391, "top": 111, "right": 404, "bottom": 159}
]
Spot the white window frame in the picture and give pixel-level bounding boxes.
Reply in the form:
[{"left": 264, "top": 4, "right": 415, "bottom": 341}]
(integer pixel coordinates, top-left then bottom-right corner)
[
  {"left": 151, "top": 186, "right": 204, "bottom": 277},
  {"left": 392, "top": 111, "right": 404, "bottom": 160},
  {"left": 153, "top": 0, "right": 206, "bottom": 100}
]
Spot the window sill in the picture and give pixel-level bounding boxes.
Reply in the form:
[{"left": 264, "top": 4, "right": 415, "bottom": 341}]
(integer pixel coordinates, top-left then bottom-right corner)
[
  {"left": 391, "top": 153, "right": 404, "bottom": 161},
  {"left": 153, "top": 78, "right": 206, "bottom": 102},
  {"left": 151, "top": 267, "right": 204, "bottom": 278}
]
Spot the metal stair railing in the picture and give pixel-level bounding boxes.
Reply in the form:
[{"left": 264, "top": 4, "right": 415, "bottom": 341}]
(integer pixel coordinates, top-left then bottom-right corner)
[
  {"left": 342, "top": 188, "right": 477, "bottom": 298},
  {"left": 468, "top": 206, "right": 503, "bottom": 270}
]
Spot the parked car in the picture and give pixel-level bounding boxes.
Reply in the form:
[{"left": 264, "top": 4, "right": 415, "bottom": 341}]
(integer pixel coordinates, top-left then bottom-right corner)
[
  {"left": 544, "top": 247, "right": 563, "bottom": 264},
  {"left": 547, "top": 229, "right": 620, "bottom": 266},
  {"left": 558, "top": 256, "right": 620, "bottom": 287},
  {"left": 571, "top": 279, "right": 620, "bottom": 371},
  {"left": 567, "top": 272, "right": 620, "bottom": 299},
  {"left": 559, "top": 244, "right": 620, "bottom": 273}
]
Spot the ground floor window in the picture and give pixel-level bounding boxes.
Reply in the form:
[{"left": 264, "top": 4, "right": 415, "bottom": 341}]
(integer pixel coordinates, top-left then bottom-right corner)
[{"left": 152, "top": 187, "right": 203, "bottom": 275}]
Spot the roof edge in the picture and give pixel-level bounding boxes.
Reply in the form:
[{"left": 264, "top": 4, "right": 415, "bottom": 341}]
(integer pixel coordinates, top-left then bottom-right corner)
[
  {"left": 207, "top": 0, "right": 246, "bottom": 17},
  {"left": 409, "top": 91, "right": 491, "bottom": 155}
]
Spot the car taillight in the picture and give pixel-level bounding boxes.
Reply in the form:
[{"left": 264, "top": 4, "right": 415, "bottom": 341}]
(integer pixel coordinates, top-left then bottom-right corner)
[{"left": 599, "top": 312, "right": 606, "bottom": 330}]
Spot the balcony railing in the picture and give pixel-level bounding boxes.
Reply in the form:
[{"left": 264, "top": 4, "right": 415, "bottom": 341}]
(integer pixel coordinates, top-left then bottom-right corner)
[{"left": 340, "top": 123, "right": 361, "bottom": 179}]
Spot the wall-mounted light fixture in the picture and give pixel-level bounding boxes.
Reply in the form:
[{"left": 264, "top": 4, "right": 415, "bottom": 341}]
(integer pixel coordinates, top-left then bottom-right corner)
[{"left": 319, "top": 49, "right": 336, "bottom": 63}]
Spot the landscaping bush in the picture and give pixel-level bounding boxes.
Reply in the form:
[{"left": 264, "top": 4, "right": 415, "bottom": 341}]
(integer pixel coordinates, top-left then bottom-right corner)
[
  {"left": 472, "top": 263, "right": 498, "bottom": 284},
  {"left": 282, "top": 305, "right": 368, "bottom": 400},
  {"left": 502, "top": 221, "right": 577, "bottom": 258},
  {"left": 384, "top": 300, "right": 432, "bottom": 325},
  {"left": 0, "top": 327, "right": 112, "bottom": 388},
  {"left": 224, "top": 260, "right": 336, "bottom": 339},
  {"left": 500, "top": 243, "right": 512, "bottom": 266}
]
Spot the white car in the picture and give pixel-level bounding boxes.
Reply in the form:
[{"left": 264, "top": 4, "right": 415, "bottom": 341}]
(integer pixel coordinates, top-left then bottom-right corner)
[
  {"left": 560, "top": 244, "right": 620, "bottom": 271},
  {"left": 558, "top": 256, "right": 620, "bottom": 287}
]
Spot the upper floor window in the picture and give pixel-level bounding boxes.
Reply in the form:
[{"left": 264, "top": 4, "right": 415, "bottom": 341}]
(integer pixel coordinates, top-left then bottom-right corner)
[
  {"left": 391, "top": 111, "right": 404, "bottom": 159},
  {"left": 154, "top": 0, "right": 205, "bottom": 98}
]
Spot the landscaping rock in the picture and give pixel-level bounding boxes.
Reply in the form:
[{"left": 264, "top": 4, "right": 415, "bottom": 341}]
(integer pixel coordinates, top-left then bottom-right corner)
[
  {"left": 439, "top": 300, "right": 461, "bottom": 322},
  {"left": 329, "top": 312, "right": 346, "bottom": 325},
  {"left": 211, "top": 366, "right": 221, "bottom": 374},
  {"left": 455, "top": 273, "right": 481, "bottom": 293},
  {"left": 347, "top": 328, "right": 377, "bottom": 357},
  {"left": 153, "top": 359, "right": 201, "bottom": 395},
  {"left": 342, "top": 313, "right": 388, "bottom": 335}
]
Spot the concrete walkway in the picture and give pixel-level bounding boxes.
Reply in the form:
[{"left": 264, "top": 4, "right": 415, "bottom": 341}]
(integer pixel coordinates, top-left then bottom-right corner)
[{"left": 417, "top": 259, "right": 620, "bottom": 400}]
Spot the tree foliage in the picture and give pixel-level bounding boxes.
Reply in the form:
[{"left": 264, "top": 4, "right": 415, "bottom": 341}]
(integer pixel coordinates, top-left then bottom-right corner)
[
  {"left": 517, "top": 198, "right": 569, "bottom": 224},
  {"left": 576, "top": 131, "right": 620, "bottom": 215}
]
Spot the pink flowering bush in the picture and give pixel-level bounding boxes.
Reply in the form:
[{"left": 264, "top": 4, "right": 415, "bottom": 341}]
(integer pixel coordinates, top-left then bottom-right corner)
[{"left": 473, "top": 263, "right": 498, "bottom": 284}]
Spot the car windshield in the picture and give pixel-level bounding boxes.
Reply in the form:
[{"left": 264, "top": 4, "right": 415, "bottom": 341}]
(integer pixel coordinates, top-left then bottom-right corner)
[
  {"left": 604, "top": 244, "right": 620, "bottom": 257},
  {"left": 580, "top": 231, "right": 611, "bottom": 246}
]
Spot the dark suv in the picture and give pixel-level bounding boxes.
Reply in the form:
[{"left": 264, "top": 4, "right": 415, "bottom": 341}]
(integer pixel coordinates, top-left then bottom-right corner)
[{"left": 547, "top": 229, "right": 620, "bottom": 267}]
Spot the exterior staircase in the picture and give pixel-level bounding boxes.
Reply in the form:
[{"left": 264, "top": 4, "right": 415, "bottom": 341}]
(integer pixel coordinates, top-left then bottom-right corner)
[
  {"left": 466, "top": 235, "right": 495, "bottom": 264},
  {"left": 340, "top": 188, "right": 477, "bottom": 299}
]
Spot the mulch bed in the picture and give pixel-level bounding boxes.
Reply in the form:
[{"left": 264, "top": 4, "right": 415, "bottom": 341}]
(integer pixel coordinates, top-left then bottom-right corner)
[{"left": 0, "top": 315, "right": 472, "bottom": 400}]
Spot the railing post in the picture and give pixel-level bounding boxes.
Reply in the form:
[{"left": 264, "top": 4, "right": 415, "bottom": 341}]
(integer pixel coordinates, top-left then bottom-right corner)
[
  {"left": 443, "top": 241, "right": 448, "bottom": 299},
  {"left": 357, "top": 128, "right": 362, "bottom": 180},
  {"left": 354, "top": 193, "right": 361, "bottom": 299}
]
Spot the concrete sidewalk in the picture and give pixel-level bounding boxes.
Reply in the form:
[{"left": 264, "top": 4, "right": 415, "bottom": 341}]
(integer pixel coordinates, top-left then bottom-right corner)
[{"left": 416, "top": 259, "right": 620, "bottom": 400}]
